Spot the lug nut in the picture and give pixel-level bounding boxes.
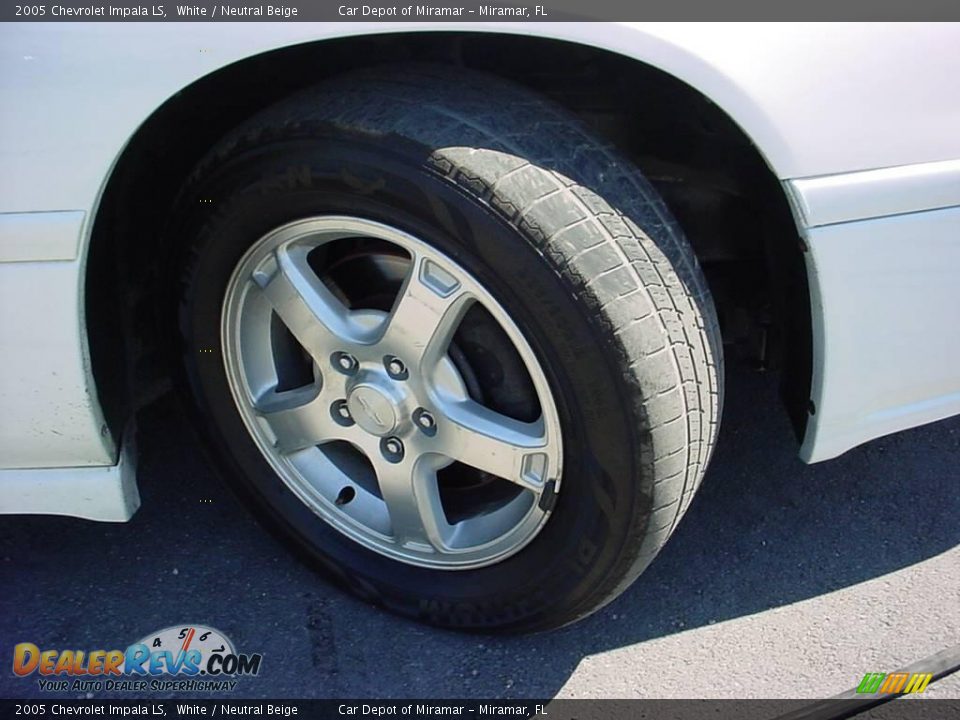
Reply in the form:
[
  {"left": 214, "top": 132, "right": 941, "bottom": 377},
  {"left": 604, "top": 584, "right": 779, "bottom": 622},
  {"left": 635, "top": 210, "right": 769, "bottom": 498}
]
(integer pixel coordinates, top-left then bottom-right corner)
[
  {"left": 414, "top": 409, "right": 437, "bottom": 436},
  {"left": 381, "top": 436, "right": 404, "bottom": 462},
  {"left": 332, "top": 352, "right": 358, "bottom": 374},
  {"left": 384, "top": 355, "right": 408, "bottom": 380},
  {"left": 331, "top": 399, "right": 354, "bottom": 426}
]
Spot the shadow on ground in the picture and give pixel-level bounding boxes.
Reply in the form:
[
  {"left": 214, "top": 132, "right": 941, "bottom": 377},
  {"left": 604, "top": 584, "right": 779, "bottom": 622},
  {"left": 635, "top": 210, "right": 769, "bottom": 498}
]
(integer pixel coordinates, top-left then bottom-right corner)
[{"left": 1, "top": 367, "right": 957, "bottom": 699}]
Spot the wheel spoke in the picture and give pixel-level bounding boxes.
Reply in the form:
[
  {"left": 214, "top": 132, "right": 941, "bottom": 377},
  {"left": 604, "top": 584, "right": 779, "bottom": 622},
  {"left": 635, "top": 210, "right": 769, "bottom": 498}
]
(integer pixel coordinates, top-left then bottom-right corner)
[
  {"left": 257, "top": 244, "right": 371, "bottom": 359},
  {"left": 376, "top": 458, "right": 449, "bottom": 552},
  {"left": 255, "top": 385, "right": 345, "bottom": 454},
  {"left": 379, "top": 253, "right": 474, "bottom": 369},
  {"left": 439, "top": 399, "right": 553, "bottom": 493}
]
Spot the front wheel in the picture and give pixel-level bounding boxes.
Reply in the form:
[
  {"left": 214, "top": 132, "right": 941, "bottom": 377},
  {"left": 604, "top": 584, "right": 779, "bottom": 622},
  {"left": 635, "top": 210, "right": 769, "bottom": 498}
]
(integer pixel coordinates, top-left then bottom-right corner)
[{"left": 174, "top": 64, "right": 722, "bottom": 632}]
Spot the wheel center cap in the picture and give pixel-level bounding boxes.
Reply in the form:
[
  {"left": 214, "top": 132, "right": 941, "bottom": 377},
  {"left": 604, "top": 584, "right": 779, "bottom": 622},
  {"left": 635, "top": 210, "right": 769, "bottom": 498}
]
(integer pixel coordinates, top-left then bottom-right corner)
[{"left": 347, "top": 384, "right": 400, "bottom": 437}]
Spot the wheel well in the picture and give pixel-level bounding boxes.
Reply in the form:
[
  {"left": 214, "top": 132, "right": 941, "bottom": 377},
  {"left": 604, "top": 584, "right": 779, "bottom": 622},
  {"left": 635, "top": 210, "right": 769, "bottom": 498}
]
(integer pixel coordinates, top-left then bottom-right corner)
[{"left": 85, "top": 32, "right": 812, "bottom": 446}]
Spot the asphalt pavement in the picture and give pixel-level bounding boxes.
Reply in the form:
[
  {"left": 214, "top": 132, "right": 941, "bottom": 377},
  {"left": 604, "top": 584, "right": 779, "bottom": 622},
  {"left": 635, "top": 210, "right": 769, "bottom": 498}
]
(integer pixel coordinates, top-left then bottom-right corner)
[{"left": 1, "top": 367, "right": 958, "bottom": 700}]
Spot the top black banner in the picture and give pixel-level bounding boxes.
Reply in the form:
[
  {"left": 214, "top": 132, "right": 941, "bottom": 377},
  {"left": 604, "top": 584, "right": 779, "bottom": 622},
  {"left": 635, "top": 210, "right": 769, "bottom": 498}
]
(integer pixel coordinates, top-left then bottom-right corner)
[{"left": 3, "top": 0, "right": 960, "bottom": 21}]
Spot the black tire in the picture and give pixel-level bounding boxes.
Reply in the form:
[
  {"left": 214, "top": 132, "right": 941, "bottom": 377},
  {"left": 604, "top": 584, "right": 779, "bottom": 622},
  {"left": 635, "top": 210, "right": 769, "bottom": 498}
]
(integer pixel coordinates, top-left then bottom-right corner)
[{"left": 173, "top": 64, "right": 723, "bottom": 632}]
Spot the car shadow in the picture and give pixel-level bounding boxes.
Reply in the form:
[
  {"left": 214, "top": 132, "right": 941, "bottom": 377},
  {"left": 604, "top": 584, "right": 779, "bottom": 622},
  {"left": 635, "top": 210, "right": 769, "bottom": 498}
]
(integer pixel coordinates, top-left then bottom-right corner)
[{"left": 0, "top": 366, "right": 957, "bottom": 700}]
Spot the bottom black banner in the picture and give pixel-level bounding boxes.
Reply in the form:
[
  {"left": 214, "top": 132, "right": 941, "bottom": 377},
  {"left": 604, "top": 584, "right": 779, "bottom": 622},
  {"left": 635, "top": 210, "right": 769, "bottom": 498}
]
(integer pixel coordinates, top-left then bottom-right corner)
[{"left": 1, "top": 699, "right": 959, "bottom": 720}]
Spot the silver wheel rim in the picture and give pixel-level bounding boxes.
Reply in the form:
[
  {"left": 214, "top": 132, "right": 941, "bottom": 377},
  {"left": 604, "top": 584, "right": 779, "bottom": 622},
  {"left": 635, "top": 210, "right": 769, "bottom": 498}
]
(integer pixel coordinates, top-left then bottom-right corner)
[{"left": 221, "top": 216, "right": 563, "bottom": 569}]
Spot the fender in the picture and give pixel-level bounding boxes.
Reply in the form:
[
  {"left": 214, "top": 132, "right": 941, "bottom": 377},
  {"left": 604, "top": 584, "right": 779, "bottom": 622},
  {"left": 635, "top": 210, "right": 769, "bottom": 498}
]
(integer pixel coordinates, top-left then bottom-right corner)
[{"left": 4, "top": 22, "right": 960, "bottom": 216}]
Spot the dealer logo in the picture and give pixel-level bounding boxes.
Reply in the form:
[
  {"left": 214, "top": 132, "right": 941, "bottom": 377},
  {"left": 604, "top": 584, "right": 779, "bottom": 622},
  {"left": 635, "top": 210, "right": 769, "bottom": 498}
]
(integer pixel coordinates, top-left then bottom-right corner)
[{"left": 12, "top": 624, "right": 262, "bottom": 693}]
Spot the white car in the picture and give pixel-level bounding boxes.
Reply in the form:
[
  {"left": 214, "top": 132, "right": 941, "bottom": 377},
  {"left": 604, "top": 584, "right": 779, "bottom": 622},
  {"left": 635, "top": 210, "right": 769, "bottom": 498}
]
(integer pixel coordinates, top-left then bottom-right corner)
[{"left": 1, "top": 22, "right": 958, "bottom": 631}]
